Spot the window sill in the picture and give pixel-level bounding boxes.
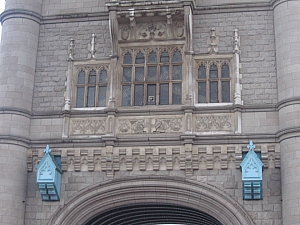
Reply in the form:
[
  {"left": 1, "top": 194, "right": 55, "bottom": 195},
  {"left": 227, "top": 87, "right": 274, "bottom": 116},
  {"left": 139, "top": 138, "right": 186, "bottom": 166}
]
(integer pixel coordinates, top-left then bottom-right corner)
[{"left": 194, "top": 102, "right": 233, "bottom": 107}]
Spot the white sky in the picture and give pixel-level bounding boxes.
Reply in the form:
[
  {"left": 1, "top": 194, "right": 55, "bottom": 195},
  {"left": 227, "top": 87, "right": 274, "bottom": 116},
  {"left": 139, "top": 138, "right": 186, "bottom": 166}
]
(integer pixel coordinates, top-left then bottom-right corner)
[{"left": 0, "top": 0, "right": 5, "bottom": 42}]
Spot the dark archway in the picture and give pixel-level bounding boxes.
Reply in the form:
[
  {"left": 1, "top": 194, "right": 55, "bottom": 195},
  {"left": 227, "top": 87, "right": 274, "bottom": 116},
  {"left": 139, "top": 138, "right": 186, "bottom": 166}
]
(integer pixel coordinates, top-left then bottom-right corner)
[
  {"left": 48, "top": 176, "right": 255, "bottom": 225},
  {"left": 84, "top": 204, "right": 223, "bottom": 225}
]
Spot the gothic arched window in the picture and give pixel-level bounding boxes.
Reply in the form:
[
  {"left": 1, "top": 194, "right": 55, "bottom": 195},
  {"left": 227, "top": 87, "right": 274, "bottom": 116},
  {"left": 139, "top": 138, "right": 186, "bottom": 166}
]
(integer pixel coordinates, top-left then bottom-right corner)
[
  {"left": 197, "top": 62, "right": 231, "bottom": 103},
  {"left": 75, "top": 68, "right": 108, "bottom": 108}
]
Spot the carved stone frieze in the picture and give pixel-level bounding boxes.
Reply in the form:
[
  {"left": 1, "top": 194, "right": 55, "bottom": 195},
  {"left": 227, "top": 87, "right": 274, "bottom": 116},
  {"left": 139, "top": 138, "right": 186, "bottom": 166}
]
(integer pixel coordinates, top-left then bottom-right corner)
[
  {"left": 118, "top": 119, "right": 147, "bottom": 134},
  {"left": 71, "top": 119, "right": 106, "bottom": 135},
  {"left": 195, "top": 114, "right": 233, "bottom": 132},
  {"left": 118, "top": 21, "right": 185, "bottom": 41},
  {"left": 27, "top": 144, "right": 280, "bottom": 178},
  {"left": 152, "top": 118, "right": 183, "bottom": 133}
]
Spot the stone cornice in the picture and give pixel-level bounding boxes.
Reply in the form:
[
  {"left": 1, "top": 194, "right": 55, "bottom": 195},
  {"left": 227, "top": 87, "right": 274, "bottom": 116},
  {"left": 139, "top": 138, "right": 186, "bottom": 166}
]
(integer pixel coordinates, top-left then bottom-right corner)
[
  {"left": 270, "top": 0, "right": 297, "bottom": 8},
  {"left": 276, "top": 96, "right": 300, "bottom": 110},
  {"left": 0, "top": 9, "right": 42, "bottom": 24},
  {"left": 0, "top": 1, "right": 279, "bottom": 25},
  {"left": 0, "top": 107, "right": 32, "bottom": 118},
  {"left": 195, "top": 1, "right": 271, "bottom": 14},
  {"left": 0, "top": 135, "right": 30, "bottom": 148}
]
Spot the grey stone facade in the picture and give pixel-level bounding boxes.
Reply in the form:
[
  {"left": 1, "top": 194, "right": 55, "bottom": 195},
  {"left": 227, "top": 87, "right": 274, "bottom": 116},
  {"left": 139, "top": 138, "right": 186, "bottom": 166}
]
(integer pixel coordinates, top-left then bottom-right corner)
[{"left": 0, "top": 0, "right": 300, "bottom": 224}]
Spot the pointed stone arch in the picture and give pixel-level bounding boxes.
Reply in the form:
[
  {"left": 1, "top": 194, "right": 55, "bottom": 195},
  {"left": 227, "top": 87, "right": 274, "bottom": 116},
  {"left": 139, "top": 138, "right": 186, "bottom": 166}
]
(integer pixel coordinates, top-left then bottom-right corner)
[{"left": 48, "top": 176, "right": 255, "bottom": 225}]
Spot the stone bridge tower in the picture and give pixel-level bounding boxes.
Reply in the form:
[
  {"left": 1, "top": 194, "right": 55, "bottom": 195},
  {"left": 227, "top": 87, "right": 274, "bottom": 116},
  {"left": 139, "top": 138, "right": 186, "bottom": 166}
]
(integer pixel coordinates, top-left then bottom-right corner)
[
  {"left": 0, "top": 0, "right": 42, "bottom": 224},
  {"left": 273, "top": 0, "right": 300, "bottom": 224},
  {"left": 0, "top": 0, "right": 300, "bottom": 224}
]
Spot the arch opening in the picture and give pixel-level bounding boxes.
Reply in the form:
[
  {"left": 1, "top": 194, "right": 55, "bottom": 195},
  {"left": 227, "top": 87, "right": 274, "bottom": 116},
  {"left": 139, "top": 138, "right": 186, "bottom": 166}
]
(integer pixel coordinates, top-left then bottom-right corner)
[{"left": 48, "top": 176, "right": 254, "bottom": 225}]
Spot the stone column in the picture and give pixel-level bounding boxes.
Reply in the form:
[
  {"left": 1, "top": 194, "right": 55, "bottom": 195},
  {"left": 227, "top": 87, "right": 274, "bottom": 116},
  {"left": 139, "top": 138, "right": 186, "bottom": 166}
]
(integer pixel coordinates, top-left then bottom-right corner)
[
  {"left": 0, "top": 0, "right": 42, "bottom": 224},
  {"left": 273, "top": 1, "right": 300, "bottom": 224}
]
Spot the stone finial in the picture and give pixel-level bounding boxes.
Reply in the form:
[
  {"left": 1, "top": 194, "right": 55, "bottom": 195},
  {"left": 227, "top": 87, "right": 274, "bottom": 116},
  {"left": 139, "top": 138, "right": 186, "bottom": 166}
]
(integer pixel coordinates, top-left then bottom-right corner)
[
  {"left": 44, "top": 145, "right": 52, "bottom": 154},
  {"left": 68, "top": 39, "right": 75, "bottom": 61},
  {"left": 207, "top": 27, "right": 219, "bottom": 54},
  {"left": 247, "top": 140, "right": 256, "bottom": 151},
  {"left": 233, "top": 29, "right": 240, "bottom": 53},
  {"left": 89, "top": 34, "right": 96, "bottom": 59}
]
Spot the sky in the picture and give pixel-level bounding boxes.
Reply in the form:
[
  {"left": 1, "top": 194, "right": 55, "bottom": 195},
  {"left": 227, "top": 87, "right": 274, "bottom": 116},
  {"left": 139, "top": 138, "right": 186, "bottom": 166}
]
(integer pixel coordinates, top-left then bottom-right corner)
[{"left": 0, "top": 1, "right": 5, "bottom": 42}]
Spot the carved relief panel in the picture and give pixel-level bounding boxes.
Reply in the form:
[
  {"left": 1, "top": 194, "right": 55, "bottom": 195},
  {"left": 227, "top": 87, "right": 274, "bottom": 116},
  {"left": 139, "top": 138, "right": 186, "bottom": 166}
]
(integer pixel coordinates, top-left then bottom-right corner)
[
  {"left": 117, "top": 116, "right": 184, "bottom": 134},
  {"left": 70, "top": 118, "right": 107, "bottom": 135},
  {"left": 119, "top": 21, "right": 185, "bottom": 41},
  {"left": 194, "top": 113, "right": 234, "bottom": 133}
]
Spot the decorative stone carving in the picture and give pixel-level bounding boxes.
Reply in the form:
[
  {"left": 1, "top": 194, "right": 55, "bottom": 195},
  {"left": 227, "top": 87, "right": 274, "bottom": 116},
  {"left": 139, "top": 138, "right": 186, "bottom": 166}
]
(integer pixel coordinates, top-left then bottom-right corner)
[
  {"left": 137, "top": 22, "right": 167, "bottom": 39},
  {"left": 71, "top": 119, "right": 106, "bottom": 135},
  {"left": 68, "top": 39, "right": 75, "bottom": 61},
  {"left": 88, "top": 34, "right": 96, "bottom": 59},
  {"left": 174, "top": 21, "right": 184, "bottom": 38},
  {"left": 233, "top": 29, "right": 240, "bottom": 54},
  {"left": 120, "top": 25, "right": 130, "bottom": 40},
  {"left": 195, "top": 115, "right": 232, "bottom": 132},
  {"left": 207, "top": 27, "right": 219, "bottom": 54}
]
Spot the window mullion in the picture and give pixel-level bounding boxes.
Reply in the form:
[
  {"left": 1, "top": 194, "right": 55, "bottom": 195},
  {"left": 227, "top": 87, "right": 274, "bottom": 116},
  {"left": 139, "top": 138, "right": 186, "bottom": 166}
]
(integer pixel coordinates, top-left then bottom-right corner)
[
  {"left": 218, "top": 65, "right": 222, "bottom": 103},
  {"left": 84, "top": 71, "right": 88, "bottom": 107},
  {"left": 95, "top": 70, "right": 99, "bottom": 107},
  {"left": 206, "top": 66, "right": 209, "bottom": 103}
]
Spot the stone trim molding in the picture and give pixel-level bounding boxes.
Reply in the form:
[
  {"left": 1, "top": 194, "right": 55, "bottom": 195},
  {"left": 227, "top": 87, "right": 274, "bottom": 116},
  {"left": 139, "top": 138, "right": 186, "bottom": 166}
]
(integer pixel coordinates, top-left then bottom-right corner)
[{"left": 48, "top": 176, "right": 255, "bottom": 225}]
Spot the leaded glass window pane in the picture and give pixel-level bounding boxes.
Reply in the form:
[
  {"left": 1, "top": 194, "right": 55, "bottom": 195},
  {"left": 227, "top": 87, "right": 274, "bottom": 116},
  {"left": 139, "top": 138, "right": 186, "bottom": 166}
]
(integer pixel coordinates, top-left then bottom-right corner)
[
  {"left": 172, "top": 83, "right": 182, "bottom": 104},
  {"left": 160, "top": 50, "right": 169, "bottom": 63},
  {"left": 148, "top": 51, "right": 157, "bottom": 63},
  {"left": 198, "top": 65, "right": 206, "bottom": 79},
  {"left": 124, "top": 52, "right": 132, "bottom": 64},
  {"left": 198, "top": 82, "right": 206, "bottom": 103},
  {"left": 76, "top": 87, "right": 84, "bottom": 107},
  {"left": 135, "top": 52, "right": 145, "bottom": 64},
  {"left": 135, "top": 67, "right": 144, "bottom": 81},
  {"left": 210, "top": 65, "right": 218, "bottom": 78},
  {"left": 147, "top": 84, "right": 156, "bottom": 105},
  {"left": 210, "top": 81, "right": 218, "bottom": 103},
  {"left": 123, "top": 67, "right": 132, "bottom": 82},
  {"left": 78, "top": 71, "right": 85, "bottom": 84},
  {"left": 98, "top": 86, "right": 107, "bottom": 107},
  {"left": 134, "top": 84, "right": 144, "bottom": 106},
  {"left": 122, "top": 85, "right": 131, "bottom": 106},
  {"left": 172, "top": 65, "right": 182, "bottom": 80},
  {"left": 147, "top": 66, "right": 157, "bottom": 81},
  {"left": 221, "top": 64, "right": 230, "bottom": 78},
  {"left": 100, "top": 70, "right": 107, "bottom": 83},
  {"left": 222, "top": 81, "right": 230, "bottom": 102},
  {"left": 160, "top": 66, "right": 169, "bottom": 80},
  {"left": 88, "top": 70, "right": 96, "bottom": 84},
  {"left": 173, "top": 49, "right": 182, "bottom": 62},
  {"left": 87, "top": 86, "right": 95, "bottom": 107},
  {"left": 160, "top": 84, "right": 169, "bottom": 105}
]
